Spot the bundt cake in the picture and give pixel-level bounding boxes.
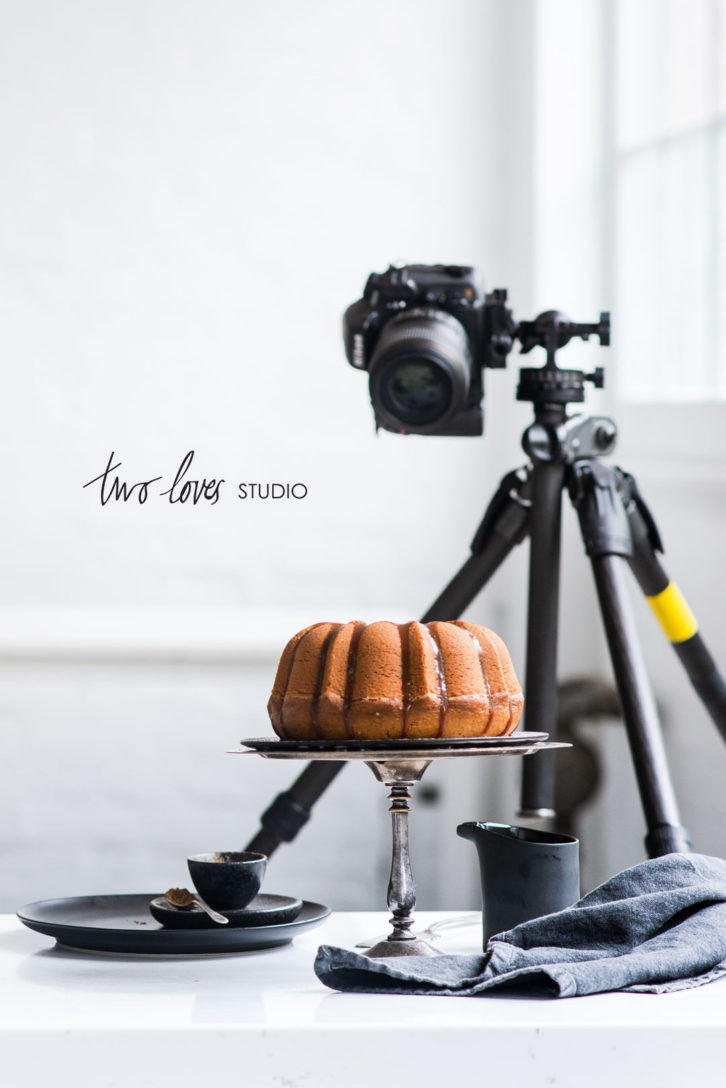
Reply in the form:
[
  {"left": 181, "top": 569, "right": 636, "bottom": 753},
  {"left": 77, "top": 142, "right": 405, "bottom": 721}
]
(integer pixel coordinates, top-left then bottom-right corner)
[{"left": 267, "top": 620, "right": 523, "bottom": 741}]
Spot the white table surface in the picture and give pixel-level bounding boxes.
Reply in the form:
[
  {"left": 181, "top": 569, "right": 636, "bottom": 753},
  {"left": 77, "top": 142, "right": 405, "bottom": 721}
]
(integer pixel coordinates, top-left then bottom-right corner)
[{"left": 2, "top": 909, "right": 726, "bottom": 1088}]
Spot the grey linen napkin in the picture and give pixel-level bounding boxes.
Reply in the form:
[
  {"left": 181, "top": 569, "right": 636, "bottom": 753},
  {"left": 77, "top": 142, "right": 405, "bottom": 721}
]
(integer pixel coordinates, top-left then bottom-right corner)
[{"left": 315, "top": 853, "right": 726, "bottom": 997}]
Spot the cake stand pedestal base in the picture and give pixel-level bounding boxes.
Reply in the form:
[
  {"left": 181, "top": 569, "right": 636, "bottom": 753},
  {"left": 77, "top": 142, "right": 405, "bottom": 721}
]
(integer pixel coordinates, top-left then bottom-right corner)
[
  {"left": 364, "top": 759, "right": 439, "bottom": 958},
  {"left": 364, "top": 936, "right": 439, "bottom": 958}
]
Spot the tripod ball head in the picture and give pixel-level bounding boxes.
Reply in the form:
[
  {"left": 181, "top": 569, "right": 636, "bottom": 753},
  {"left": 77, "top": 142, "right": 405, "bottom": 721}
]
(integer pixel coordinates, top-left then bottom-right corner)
[
  {"left": 515, "top": 310, "right": 610, "bottom": 408},
  {"left": 516, "top": 310, "right": 610, "bottom": 357}
]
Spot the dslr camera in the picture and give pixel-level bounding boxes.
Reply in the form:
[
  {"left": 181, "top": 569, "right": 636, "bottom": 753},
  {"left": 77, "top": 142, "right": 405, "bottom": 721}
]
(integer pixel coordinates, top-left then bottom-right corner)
[{"left": 343, "top": 264, "right": 515, "bottom": 436}]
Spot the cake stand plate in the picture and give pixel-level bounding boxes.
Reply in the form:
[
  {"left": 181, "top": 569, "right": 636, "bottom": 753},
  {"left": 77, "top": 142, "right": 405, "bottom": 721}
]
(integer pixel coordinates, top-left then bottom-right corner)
[
  {"left": 236, "top": 733, "right": 553, "bottom": 760},
  {"left": 238, "top": 736, "right": 568, "bottom": 958}
]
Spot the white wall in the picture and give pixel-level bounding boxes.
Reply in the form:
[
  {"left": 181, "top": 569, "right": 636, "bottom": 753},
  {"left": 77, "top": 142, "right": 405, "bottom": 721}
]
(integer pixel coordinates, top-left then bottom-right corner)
[
  {"left": 1, "top": 0, "right": 541, "bottom": 913},
  {"left": 7, "top": 0, "right": 721, "bottom": 921}
]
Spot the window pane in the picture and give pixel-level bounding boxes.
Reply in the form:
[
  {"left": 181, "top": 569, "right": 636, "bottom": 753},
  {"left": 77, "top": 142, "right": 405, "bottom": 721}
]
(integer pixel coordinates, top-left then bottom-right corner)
[
  {"left": 718, "top": 1, "right": 726, "bottom": 114},
  {"left": 616, "top": 133, "right": 714, "bottom": 400},
  {"left": 616, "top": 0, "right": 716, "bottom": 150},
  {"left": 718, "top": 129, "right": 726, "bottom": 396},
  {"left": 616, "top": 0, "right": 665, "bottom": 148},
  {"left": 662, "top": 0, "right": 715, "bottom": 133}
]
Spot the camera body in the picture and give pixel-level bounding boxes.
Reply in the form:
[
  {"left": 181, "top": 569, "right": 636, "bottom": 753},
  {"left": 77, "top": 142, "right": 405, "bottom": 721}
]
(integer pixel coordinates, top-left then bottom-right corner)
[{"left": 343, "top": 264, "right": 514, "bottom": 436}]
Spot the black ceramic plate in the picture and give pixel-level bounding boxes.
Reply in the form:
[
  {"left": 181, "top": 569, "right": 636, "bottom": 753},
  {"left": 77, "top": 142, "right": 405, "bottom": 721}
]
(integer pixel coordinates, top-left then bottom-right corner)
[
  {"left": 240, "top": 732, "right": 548, "bottom": 753},
  {"left": 148, "top": 893, "right": 303, "bottom": 929},
  {"left": 17, "top": 895, "right": 329, "bottom": 955}
]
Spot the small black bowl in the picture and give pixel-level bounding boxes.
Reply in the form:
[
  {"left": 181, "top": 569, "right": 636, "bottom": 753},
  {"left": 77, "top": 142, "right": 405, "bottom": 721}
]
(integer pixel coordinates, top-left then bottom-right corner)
[{"left": 188, "top": 851, "right": 267, "bottom": 911}]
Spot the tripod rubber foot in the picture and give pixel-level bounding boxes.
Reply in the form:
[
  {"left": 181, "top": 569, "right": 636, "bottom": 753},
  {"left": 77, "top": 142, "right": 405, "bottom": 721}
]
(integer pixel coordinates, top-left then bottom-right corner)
[{"left": 645, "top": 823, "right": 693, "bottom": 858}]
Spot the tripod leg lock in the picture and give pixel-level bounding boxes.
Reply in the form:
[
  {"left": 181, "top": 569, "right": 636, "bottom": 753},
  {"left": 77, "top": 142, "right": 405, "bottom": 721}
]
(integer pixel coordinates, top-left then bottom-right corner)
[
  {"left": 645, "top": 823, "right": 693, "bottom": 858},
  {"left": 259, "top": 791, "right": 311, "bottom": 842},
  {"left": 569, "top": 461, "right": 632, "bottom": 558},
  {"left": 616, "top": 469, "right": 665, "bottom": 555}
]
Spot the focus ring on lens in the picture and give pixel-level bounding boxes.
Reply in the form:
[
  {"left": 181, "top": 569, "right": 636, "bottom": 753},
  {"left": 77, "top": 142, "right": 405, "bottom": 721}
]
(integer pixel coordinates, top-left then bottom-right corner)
[
  {"left": 368, "top": 309, "right": 472, "bottom": 430},
  {"left": 371, "top": 309, "right": 470, "bottom": 367}
]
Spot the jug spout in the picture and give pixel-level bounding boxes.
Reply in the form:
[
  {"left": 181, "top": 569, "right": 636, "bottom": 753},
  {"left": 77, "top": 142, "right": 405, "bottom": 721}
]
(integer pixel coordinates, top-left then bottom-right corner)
[{"left": 456, "top": 821, "right": 486, "bottom": 843}]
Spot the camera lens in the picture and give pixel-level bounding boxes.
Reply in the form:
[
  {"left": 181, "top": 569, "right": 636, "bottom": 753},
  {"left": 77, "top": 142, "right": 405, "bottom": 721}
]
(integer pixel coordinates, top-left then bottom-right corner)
[
  {"left": 387, "top": 361, "right": 452, "bottom": 423},
  {"left": 369, "top": 309, "right": 472, "bottom": 431}
]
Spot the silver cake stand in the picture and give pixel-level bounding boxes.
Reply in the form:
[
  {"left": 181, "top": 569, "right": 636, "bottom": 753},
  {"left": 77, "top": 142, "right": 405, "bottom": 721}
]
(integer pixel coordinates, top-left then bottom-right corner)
[{"left": 237, "top": 734, "right": 568, "bottom": 958}]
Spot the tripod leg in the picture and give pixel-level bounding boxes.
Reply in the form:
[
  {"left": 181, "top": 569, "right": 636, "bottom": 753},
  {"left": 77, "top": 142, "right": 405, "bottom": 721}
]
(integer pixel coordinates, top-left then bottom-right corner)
[
  {"left": 422, "top": 467, "right": 530, "bottom": 621},
  {"left": 519, "top": 458, "right": 566, "bottom": 818},
  {"left": 245, "top": 762, "right": 345, "bottom": 856},
  {"left": 591, "top": 556, "right": 692, "bottom": 856},
  {"left": 245, "top": 466, "right": 533, "bottom": 856},
  {"left": 571, "top": 462, "right": 692, "bottom": 858},
  {"left": 620, "top": 471, "right": 726, "bottom": 744}
]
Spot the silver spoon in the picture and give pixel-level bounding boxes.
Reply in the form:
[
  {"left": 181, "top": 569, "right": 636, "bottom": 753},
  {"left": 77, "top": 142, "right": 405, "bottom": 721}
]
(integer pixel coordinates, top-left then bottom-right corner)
[{"left": 164, "top": 886, "right": 229, "bottom": 925}]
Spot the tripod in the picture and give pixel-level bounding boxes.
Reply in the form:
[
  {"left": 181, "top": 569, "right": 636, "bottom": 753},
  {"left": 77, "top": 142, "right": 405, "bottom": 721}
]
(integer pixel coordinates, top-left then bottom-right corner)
[{"left": 246, "top": 314, "right": 726, "bottom": 861}]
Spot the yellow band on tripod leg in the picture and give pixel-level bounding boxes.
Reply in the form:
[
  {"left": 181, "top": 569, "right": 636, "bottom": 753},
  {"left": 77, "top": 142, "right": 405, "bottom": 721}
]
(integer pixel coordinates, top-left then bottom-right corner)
[{"left": 646, "top": 582, "right": 698, "bottom": 643}]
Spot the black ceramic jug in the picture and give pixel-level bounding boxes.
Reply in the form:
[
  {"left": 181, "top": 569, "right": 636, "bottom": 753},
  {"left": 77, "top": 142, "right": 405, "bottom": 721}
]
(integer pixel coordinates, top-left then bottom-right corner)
[{"left": 457, "top": 821, "right": 580, "bottom": 947}]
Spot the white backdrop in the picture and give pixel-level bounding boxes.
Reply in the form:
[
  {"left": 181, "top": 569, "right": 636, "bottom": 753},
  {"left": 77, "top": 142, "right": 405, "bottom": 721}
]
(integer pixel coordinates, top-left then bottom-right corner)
[{"left": 3, "top": 0, "right": 724, "bottom": 916}]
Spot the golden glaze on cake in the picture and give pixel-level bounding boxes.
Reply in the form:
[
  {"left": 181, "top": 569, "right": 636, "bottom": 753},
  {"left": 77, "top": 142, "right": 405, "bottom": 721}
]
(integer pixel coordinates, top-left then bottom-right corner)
[{"left": 267, "top": 620, "right": 523, "bottom": 741}]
